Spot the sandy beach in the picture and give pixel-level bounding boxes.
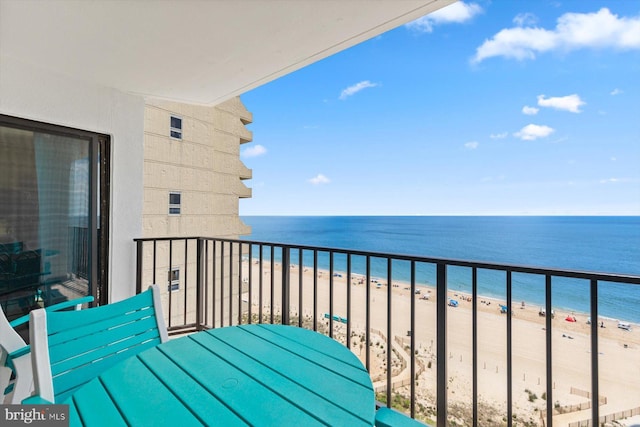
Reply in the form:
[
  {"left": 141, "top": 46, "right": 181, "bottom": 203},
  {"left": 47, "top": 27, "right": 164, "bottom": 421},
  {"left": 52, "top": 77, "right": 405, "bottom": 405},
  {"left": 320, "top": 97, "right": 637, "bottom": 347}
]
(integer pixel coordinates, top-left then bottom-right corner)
[{"left": 242, "top": 259, "right": 640, "bottom": 426}]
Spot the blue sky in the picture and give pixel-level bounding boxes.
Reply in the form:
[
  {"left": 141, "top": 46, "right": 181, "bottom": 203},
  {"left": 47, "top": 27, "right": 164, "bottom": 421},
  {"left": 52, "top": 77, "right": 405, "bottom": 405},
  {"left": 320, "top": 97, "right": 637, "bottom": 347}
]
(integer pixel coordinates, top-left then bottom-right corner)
[{"left": 239, "top": 1, "right": 640, "bottom": 216}]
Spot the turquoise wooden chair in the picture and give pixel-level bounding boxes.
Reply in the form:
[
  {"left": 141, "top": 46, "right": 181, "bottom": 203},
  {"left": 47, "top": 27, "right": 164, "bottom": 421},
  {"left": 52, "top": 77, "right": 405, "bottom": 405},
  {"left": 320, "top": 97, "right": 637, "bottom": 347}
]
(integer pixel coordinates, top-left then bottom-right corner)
[
  {"left": 0, "top": 296, "right": 94, "bottom": 403},
  {"left": 25, "top": 285, "right": 167, "bottom": 404}
]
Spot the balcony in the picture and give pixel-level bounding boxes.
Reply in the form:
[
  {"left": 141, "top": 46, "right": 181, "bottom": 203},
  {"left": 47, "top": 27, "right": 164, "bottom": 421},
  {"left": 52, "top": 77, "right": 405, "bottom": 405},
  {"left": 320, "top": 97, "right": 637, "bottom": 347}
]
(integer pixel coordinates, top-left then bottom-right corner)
[{"left": 135, "top": 236, "right": 640, "bottom": 427}]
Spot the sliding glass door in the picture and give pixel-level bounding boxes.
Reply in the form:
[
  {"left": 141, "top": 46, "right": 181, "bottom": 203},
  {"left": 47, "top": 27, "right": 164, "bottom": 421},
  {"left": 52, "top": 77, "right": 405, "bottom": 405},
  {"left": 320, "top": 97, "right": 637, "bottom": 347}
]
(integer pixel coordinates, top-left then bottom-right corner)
[{"left": 0, "top": 115, "right": 109, "bottom": 321}]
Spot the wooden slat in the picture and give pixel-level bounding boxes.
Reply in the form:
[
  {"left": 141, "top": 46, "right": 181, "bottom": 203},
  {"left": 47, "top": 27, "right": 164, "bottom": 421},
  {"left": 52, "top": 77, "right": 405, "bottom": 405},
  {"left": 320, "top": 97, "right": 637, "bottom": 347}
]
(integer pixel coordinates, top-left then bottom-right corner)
[
  {"left": 157, "top": 336, "right": 329, "bottom": 426},
  {"left": 98, "top": 355, "right": 204, "bottom": 426},
  {"left": 49, "top": 316, "right": 159, "bottom": 363},
  {"left": 139, "top": 347, "right": 248, "bottom": 427},
  {"left": 67, "top": 379, "right": 127, "bottom": 426},
  {"left": 48, "top": 307, "right": 156, "bottom": 347},
  {"left": 243, "top": 324, "right": 372, "bottom": 387},
  {"left": 255, "top": 324, "right": 364, "bottom": 369},
  {"left": 67, "top": 403, "right": 84, "bottom": 427},
  {"left": 47, "top": 291, "right": 153, "bottom": 334},
  {"left": 194, "top": 328, "right": 373, "bottom": 423}
]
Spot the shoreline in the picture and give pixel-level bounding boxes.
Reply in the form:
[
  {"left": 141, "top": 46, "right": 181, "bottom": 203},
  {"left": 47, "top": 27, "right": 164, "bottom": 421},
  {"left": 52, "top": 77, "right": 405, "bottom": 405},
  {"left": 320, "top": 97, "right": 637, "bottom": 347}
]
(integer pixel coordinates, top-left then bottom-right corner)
[{"left": 253, "top": 258, "right": 640, "bottom": 327}]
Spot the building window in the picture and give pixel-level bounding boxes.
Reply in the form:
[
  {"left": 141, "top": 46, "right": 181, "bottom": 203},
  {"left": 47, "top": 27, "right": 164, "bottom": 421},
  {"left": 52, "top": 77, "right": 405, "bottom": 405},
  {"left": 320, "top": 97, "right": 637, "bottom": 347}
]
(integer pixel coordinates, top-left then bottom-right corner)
[
  {"left": 168, "top": 267, "right": 179, "bottom": 292},
  {"left": 169, "top": 192, "right": 181, "bottom": 215},
  {"left": 170, "top": 115, "right": 182, "bottom": 139}
]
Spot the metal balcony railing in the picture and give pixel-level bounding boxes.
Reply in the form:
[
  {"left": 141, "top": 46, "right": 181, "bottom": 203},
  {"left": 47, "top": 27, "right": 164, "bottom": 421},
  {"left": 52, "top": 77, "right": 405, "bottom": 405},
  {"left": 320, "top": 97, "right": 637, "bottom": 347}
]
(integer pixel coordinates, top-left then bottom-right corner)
[{"left": 134, "top": 236, "right": 640, "bottom": 427}]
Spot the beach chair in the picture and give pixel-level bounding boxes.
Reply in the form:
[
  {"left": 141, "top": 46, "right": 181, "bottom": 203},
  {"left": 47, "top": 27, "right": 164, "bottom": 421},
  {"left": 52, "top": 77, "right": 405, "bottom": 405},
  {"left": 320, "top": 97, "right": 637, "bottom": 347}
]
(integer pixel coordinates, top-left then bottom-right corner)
[
  {"left": 0, "top": 296, "right": 93, "bottom": 403},
  {"left": 25, "top": 285, "right": 167, "bottom": 404}
]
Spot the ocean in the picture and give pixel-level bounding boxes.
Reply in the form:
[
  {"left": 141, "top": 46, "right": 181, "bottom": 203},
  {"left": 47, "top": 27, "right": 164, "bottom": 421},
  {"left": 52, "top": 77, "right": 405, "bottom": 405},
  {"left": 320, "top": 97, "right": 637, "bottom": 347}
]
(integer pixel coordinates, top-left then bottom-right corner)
[{"left": 240, "top": 216, "right": 640, "bottom": 323}]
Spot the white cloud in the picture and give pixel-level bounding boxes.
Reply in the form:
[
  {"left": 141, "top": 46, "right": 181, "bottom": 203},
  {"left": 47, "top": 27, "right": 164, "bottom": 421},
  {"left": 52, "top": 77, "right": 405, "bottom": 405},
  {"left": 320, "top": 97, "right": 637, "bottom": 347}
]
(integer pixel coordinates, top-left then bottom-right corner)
[
  {"left": 490, "top": 132, "right": 509, "bottom": 139},
  {"left": 472, "top": 8, "right": 640, "bottom": 63},
  {"left": 241, "top": 144, "right": 267, "bottom": 158},
  {"left": 405, "top": 1, "right": 482, "bottom": 33},
  {"left": 611, "top": 156, "right": 617, "bottom": 161},
  {"left": 600, "top": 177, "right": 620, "bottom": 184},
  {"left": 610, "top": 88, "right": 623, "bottom": 95},
  {"left": 514, "top": 124, "right": 555, "bottom": 141},
  {"left": 537, "top": 94, "right": 585, "bottom": 113},
  {"left": 309, "top": 174, "right": 330, "bottom": 185},
  {"left": 464, "top": 141, "right": 479, "bottom": 149},
  {"left": 513, "top": 13, "right": 538, "bottom": 27},
  {"left": 339, "top": 81, "right": 378, "bottom": 100},
  {"left": 522, "top": 105, "right": 539, "bottom": 115}
]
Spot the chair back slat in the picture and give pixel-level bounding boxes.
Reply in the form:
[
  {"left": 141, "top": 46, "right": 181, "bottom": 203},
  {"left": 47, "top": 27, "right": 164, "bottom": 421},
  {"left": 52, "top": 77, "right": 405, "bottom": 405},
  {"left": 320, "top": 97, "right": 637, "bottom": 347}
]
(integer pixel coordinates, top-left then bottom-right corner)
[
  {"left": 47, "top": 290, "right": 154, "bottom": 336},
  {"left": 47, "top": 303, "right": 156, "bottom": 349},
  {"left": 29, "top": 285, "right": 167, "bottom": 403},
  {"left": 50, "top": 318, "right": 161, "bottom": 375}
]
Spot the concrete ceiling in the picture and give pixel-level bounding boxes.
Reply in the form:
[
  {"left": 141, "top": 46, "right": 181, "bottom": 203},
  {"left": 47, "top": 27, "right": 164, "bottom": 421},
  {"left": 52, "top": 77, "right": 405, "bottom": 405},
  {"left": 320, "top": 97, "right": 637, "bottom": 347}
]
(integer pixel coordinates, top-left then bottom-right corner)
[{"left": 0, "top": 0, "right": 455, "bottom": 106}]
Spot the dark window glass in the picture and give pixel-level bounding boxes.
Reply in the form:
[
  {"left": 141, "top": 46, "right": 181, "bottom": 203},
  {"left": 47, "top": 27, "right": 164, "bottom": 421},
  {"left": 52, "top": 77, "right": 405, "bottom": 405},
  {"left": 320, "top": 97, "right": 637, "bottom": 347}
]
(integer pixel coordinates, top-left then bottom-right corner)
[
  {"left": 170, "top": 116, "right": 182, "bottom": 130},
  {"left": 168, "top": 268, "right": 179, "bottom": 291},
  {"left": 169, "top": 193, "right": 181, "bottom": 205}
]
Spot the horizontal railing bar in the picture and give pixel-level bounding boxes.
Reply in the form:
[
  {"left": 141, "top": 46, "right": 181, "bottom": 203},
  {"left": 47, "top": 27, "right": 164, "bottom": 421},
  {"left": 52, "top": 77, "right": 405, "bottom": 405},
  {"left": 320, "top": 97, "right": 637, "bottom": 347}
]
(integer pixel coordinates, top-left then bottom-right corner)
[{"left": 134, "top": 236, "right": 640, "bottom": 285}]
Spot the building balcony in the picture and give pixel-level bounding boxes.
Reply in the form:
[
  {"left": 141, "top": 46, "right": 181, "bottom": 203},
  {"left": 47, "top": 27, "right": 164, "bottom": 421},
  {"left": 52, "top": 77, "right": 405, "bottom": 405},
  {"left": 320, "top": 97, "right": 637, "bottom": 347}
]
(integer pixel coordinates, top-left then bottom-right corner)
[
  {"left": 134, "top": 236, "right": 640, "bottom": 427},
  {"left": 238, "top": 163, "right": 253, "bottom": 180}
]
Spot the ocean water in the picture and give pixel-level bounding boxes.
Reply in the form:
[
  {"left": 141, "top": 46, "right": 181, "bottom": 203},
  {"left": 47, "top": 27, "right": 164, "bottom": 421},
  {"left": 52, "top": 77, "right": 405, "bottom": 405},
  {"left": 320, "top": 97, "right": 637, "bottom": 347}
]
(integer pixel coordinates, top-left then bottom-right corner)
[{"left": 241, "top": 216, "right": 640, "bottom": 323}]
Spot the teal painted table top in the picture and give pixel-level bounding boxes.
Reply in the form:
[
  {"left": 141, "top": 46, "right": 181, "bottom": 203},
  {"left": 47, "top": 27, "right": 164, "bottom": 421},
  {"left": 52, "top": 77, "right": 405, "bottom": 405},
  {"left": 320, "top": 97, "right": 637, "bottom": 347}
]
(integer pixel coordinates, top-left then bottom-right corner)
[{"left": 64, "top": 324, "right": 375, "bottom": 426}]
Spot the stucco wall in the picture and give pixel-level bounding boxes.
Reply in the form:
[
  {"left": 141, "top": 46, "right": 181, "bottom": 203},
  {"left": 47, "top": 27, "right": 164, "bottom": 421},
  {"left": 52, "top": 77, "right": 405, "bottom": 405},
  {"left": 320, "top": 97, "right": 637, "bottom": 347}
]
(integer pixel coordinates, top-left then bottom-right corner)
[
  {"left": 143, "top": 97, "right": 252, "bottom": 239},
  {"left": 0, "top": 57, "right": 145, "bottom": 303}
]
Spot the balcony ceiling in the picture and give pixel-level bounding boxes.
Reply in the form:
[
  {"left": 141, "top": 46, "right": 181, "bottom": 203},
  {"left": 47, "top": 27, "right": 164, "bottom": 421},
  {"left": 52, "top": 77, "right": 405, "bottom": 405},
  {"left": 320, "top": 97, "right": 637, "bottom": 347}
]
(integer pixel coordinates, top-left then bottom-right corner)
[{"left": 0, "top": 0, "right": 455, "bottom": 106}]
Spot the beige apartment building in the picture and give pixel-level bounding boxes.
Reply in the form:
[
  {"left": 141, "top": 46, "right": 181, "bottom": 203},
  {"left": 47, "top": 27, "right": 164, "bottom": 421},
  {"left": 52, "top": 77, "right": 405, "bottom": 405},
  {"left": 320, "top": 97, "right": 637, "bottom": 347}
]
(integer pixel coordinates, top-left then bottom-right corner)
[
  {"left": 143, "top": 96, "right": 252, "bottom": 239},
  {"left": 141, "top": 97, "right": 254, "bottom": 326}
]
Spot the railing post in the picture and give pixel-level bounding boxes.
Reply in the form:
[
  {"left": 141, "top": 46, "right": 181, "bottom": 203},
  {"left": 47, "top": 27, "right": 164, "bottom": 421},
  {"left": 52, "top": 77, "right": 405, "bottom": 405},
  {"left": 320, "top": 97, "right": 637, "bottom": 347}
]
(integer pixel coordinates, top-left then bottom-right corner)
[
  {"left": 386, "top": 257, "right": 392, "bottom": 406},
  {"left": 506, "top": 271, "right": 513, "bottom": 427},
  {"left": 135, "top": 240, "right": 143, "bottom": 294},
  {"left": 590, "top": 279, "right": 599, "bottom": 426},
  {"left": 238, "top": 243, "right": 243, "bottom": 326},
  {"left": 545, "top": 275, "right": 553, "bottom": 427},
  {"left": 410, "top": 261, "right": 416, "bottom": 419},
  {"left": 436, "top": 262, "right": 447, "bottom": 427},
  {"left": 282, "top": 246, "right": 291, "bottom": 325},
  {"left": 196, "top": 238, "right": 205, "bottom": 330},
  {"left": 168, "top": 240, "right": 173, "bottom": 328},
  {"left": 472, "top": 267, "right": 478, "bottom": 427}
]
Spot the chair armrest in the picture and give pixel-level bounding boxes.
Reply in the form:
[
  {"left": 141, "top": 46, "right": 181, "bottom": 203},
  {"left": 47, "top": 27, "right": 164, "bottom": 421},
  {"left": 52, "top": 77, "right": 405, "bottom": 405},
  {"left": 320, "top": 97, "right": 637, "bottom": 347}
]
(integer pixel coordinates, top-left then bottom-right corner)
[
  {"left": 22, "top": 395, "right": 54, "bottom": 405},
  {"left": 9, "top": 296, "right": 95, "bottom": 328},
  {"left": 6, "top": 346, "right": 31, "bottom": 370},
  {"left": 46, "top": 295, "right": 94, "bottom": 312}
]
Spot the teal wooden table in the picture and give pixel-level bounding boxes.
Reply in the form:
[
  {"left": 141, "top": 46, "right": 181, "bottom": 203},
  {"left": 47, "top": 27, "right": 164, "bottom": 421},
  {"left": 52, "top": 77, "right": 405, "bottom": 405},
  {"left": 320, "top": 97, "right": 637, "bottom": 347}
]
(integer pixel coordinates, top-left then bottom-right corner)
[{"left": 64, "top": 324, "right": 375, "bottom": 426}]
